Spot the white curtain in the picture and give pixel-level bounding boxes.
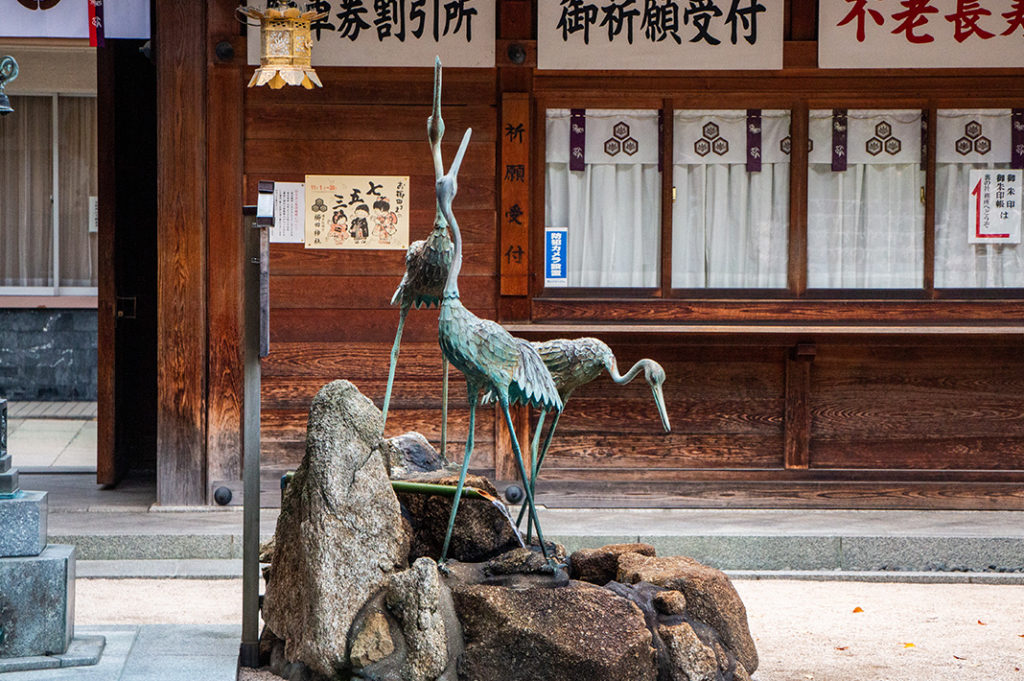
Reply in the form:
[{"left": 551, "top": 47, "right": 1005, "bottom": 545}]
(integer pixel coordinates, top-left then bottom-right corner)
[
  {"left": 672, "top": 110, "right": 789, "bottom": 288},
  {"left": 807, "top": 110, "right": 924, "bottom": 288},
  {"left": 0, "top": 96, "right": 53, "bottom": 287},
  {"left": 545, "top": 109, "right": 660, "bottom": 288},
  {"left": 934, "top": 110, "right": 1022, "bottom": 288},
  {"left": 58, "top": 96, "right": 99, "bottom": 288}
]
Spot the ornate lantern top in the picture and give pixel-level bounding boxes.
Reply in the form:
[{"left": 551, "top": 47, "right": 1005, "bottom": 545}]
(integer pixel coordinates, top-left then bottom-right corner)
[{"left": 238, "top": 1, "right": 327, "bottom": 90}]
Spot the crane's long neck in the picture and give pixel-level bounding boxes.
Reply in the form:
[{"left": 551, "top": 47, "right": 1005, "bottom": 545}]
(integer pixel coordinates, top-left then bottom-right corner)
[
  {"left": 441, "top": 193, "right": 462, "bottom": 299},
  {"left": 606, "top": 356, "right": 645, "bottom": 385}
]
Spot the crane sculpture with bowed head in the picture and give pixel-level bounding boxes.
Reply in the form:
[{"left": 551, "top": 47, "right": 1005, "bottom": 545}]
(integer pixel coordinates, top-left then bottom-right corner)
[
  {"left": 434, "top": 126, "right": 563, "bottom": 570},
  {"left": 382, "top": 57, "right": 455, "bottom": 454},
  {"left": 504, "top": 337, "right": 671, "bottom": 541}
]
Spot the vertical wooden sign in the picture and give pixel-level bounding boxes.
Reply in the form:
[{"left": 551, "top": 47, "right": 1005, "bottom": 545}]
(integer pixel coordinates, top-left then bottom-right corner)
[{"left": 500, "top": 93, "right": 530, "bottom": 296}]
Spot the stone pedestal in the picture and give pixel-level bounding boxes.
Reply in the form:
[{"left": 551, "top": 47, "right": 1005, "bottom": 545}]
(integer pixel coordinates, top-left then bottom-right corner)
[{"left": 0, "top": 397, "right": 102, "bottom": 671}]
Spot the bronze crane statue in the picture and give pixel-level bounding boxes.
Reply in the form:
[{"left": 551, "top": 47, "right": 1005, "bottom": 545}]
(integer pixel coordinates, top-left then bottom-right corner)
[
  {"left": 505, "top": 338, "right": 671, "bottom": 541},
  {"left": 382, "top": 57, "right": 454, "bottom": 454},
  {"left": 435, "top": 126, "right": 563, "bottom": 571}
]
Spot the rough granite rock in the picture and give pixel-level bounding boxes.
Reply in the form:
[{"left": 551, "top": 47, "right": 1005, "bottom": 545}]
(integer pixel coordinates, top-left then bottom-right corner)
[
  {"left": 450, "top": 580, "right": 657, "bottom": 681},
  {"left": 262, "top": 380, "right": 410, "bottom": 679},
  {"left": 349, "top": 612, "right": 394, "bottom": 669},
  {"left": 395, "top": 471, "right": 522, "bottom": 563},
  {"left": 658, "top": 620, "right": 719, "bottom": 681},
  {"left": 385, "top": 432, "right": 449, "bottom": 475},
  {"left": 570, "top": 542, "right": 657, "bottom": 584},
  {"left": 385, "top": 557, "right": 457, "bottom": 681},
  {"left": 616, "top": 553, "right": 758, "bottom": 674}
]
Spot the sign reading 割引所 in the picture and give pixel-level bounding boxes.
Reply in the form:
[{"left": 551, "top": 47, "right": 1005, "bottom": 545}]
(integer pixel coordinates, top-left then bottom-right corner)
[
  {"left": 820, "top": 0, "right": 1024, "bottom": 68},
  {"left": 537, "top": 0, "right": 784, "bottom": 70},
  {"left": 246, "top": 0, "right": 495, "bottom": 68}
]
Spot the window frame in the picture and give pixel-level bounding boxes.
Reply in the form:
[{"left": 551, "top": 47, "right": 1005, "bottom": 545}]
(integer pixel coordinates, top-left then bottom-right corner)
[
  {"left": 529, "top": 89, "right": 1024, "bottom": 323},
  {"left": 0, "top": 92, "right": 99, "bottom": 300}
]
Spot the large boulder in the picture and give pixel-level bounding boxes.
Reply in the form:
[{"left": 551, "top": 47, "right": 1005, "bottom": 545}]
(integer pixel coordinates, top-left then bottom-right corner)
[
  {"left": 262, "top": 380, "right": 410, "bottom": 679},
  {"left": 385, "top": 432, "right": 449, "bottom": 475},
  {"left": 617, "top": 553, "right": 758, "bottom": 675},
  {"left": 570, "top": 542, "right": 657, "bottom": 584},
  {"left": 450, "top": 580, "right": 657, "bottom": 681},
  {"left": 395, "top": 471, "right": 523, "bottom": 563}
]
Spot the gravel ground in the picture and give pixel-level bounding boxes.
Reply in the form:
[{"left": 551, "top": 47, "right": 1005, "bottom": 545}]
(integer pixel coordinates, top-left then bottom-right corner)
[{"left": 77, "top": 578, "right": 1024, "bottom": 680}]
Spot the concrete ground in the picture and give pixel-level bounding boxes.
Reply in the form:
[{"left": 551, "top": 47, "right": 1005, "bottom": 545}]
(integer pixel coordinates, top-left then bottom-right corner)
[{"left": 58, "top": 577, "right": 1024, "bottom": 681}]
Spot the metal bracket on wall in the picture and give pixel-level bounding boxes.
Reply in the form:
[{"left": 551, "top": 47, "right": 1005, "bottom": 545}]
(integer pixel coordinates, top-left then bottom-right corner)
[{"left": 115, "top": 296, "right": 137, "bottom": 320}]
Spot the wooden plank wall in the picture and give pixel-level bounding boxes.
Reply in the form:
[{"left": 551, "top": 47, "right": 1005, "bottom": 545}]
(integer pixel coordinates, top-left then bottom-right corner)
[{"left": 244, "top": 68, "right": 499, "bottom": 474}]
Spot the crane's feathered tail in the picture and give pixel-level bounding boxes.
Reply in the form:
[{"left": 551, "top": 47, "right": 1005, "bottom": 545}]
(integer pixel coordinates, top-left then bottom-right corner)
[{"left": 509, "top": 339, "right": 562, "bottom": 412}]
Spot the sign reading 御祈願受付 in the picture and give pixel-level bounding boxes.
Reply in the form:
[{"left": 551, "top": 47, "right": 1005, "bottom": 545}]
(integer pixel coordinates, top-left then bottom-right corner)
[
  {"left": 820, "top": 0, "right": 1024, "bottom": 68},
  {"left": 967, "top": 169, "right": 1022, "bottom": 244},
  {"left": 537, "top": 0, "right": 784, "bottom": 70},
  {"left": 545, "top": 227, "right": 568, "bottom": 288},
  {"left": 246, "top": 0, "right": 495, "bottom": 68}
]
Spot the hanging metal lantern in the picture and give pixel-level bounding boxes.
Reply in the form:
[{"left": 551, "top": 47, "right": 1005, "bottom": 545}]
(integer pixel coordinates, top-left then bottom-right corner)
[
  {"left": 0, "top": 56, "right": 19, "bottom": 116},
  {"left": 238, "top": 1, "right": 326, "bottom": 90}
]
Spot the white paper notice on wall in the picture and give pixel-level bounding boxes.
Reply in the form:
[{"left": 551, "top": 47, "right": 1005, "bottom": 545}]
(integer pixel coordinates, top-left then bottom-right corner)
[
  {"left": 967, "top": 169, "right": 1021, "bottom": 244},
  {"left": 88, "top": 196, "right": 99, "bottom": 234},
  {"left": 271, "top": 182, "right": 306, "bottom": 244}
]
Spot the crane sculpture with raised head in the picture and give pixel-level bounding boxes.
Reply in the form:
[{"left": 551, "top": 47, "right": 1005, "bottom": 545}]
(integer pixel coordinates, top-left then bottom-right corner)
[
  {"left": 435, "top": 126, "right": 563, "bottom": 572},
  {"left": 508, "top": 338, "right": 671, "bottom": 541},
  {"left": 382, "top": 57, "right": 454, "bottom": 455}
]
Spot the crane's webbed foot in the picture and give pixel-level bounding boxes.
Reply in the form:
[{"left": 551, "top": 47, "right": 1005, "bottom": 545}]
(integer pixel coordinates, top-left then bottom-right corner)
[{"left": 436, "top": 559, "right": 451, "bottom": 577}]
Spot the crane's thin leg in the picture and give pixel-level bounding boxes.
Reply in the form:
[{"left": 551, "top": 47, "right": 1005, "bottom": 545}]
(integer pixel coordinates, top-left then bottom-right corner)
[
  {"left": 517, "top": 409, "right": 548, "bottom": 536},
  {"left": 440, "top": 357, "right": 449, "bottom": 459},
  {"left": 501, "top": 398, "right": 554, "bottom": 568},
  {"left": 381, "top": 304, "right": 410, "bottom": 432},
  {"left": 525, "top": 408, "right": 563, "bottom": 543},
  {"left": 439, "top": 384, "right": 478, "bottom": 567}
]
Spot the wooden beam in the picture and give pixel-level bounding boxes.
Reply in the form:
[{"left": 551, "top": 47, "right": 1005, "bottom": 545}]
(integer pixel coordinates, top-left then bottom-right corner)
[
  {"left": 784, "top": 342, "right": 816, "bottom": 469},
  {"left": 156, "top": 0, "right": 208, "bottom": 506},
  {"left": 96, "top": 44, "right": 116, "bottom": 487},
  {"left": 205, "top": 2, "right": 246, "bottom": 495}
]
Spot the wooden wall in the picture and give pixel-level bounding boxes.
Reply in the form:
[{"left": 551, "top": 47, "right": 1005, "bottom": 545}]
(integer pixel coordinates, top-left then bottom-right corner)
[{"left": 152, "top": 0, "right": 1024, "bottom": 508}]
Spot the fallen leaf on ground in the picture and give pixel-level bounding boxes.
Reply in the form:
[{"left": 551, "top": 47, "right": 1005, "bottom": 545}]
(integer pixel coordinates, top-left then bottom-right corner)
[
  {"left": 852, "top": 607, "right": 864, "bottom": 613},
  {"left": 903, "top": 643, "right": 916, "bottom": 648},
  {"left": 954, "top": 655, "right": 966, "bottom": 660},
  {"left": 978, "top": 620, "right": 987, "bottom": 625},
  {"left": 835, "top": 646, "right": 849, "bottom": 651}
]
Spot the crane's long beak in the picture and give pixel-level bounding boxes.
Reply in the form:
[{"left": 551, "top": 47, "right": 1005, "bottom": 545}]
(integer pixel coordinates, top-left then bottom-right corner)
[
  {"left": 428, "top": 56, "right": 444, "bottom": 151},
  {"left": 449, "top": 128, "right": 472, "bottom": 180},
  {"left": 652, "top": 383, "right": 671, "bottom": 432}
]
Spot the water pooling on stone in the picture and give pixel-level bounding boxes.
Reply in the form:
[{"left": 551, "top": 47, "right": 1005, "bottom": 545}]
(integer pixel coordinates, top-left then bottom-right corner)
[{"left": 489, "top": 498, "right": 526, "bottom": 549}]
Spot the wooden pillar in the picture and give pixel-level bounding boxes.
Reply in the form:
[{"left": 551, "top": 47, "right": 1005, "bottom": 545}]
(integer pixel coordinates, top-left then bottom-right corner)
[
  {"left": 205, "top": 2, "right": 246, "bottom": 496},
  {"left": 96, "top": 45, "right": 117, "bottom": 487},
  {"left": 494, "top": 404, "right": 531, "bottom": 483},
  {"left": 784, "top": 342, "right": 816, "bottom": 469},
  {"left": 156, "top": 0, "right": 209, "bottom": 506}
]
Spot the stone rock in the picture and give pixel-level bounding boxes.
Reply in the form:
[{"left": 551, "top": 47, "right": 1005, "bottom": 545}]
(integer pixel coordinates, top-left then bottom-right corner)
[
  {"left": 450, "top": 580, "right": 657, "bottom": 681},
  {"left": 569, "top": 542, "right": 656, "bottom": 585},
  {"left": 384, "top": 557, "right": 457, "bottom": 681},
  {"left": 386, "top": 432, "right": 449, "bottom": 475},
  {"left": 653, "top": 589, "right": 688, "bottom": 616},
  {"left": 262, "top": 380, "right": 410, "bottom": 679},
  {"left": 349, "top": 612, "right": 394, "bottom": 669},
  {"left": 616, "top": 553, "right": 758, "bottom": 675},
  {"left": 395, "top": 471, "right": 521, "bottom": 563},
  {"left": 658, "top": 620, "right": 718, "bottom": 681}
]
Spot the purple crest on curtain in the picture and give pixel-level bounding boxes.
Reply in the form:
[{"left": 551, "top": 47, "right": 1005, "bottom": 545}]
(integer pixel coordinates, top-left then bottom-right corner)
[
  {"left": 747, "top": 109, "right": 762, "bottom": 172},
  {"left": 832, "top": 109, "right": 847, "bottom": 172},
  {"left": 1013, "top": 109, "right": 1024, "bottom": 170},
  {"left": 570, "top": 109, "right": 586, "bottom": 172},
  {"left": 91, "top": 0, "right": 105, "bottom": 47}
]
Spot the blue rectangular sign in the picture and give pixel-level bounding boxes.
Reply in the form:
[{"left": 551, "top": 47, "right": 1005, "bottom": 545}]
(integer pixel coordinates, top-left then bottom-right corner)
[{"left": 545, "top": 227, "right": 568, "bottom": 288}]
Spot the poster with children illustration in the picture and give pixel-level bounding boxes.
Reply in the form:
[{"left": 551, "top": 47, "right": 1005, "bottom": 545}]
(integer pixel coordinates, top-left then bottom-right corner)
[{"left": 304, "top": 175, "right": 410, "bottom": 251}]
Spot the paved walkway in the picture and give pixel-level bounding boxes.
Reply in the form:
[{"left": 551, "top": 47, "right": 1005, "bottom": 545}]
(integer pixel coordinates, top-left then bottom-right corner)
[{"left": 6, "top": 401, "right": 97, "bottom": 470}]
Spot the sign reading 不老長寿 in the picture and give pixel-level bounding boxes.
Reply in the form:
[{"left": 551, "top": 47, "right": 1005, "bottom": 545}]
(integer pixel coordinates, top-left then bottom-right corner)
[
  {"left": 820, "top": 0, "right": 1024, "bottom": 68},
  {"left": 545, "top": 227, "right": 568, "bottom": 288},
  {"left": 537, "top": 0, "right": 784, "bottom": 70},
  {"left": 967, "top": 169, "right": 1021, "bottom": 244},
  {"left": 305, "top": 175, "right": 410, "bottom": 250},
  {"left": 246, "top": 0, "right": 495, "bottom": 67}
]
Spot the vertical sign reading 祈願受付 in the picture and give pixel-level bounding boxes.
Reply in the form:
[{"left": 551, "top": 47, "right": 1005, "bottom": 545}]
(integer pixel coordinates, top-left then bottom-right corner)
[
  {"left": 246, "top": 0, "right": 495, "bottom": 67},
  {"left": 501, "top": 94, "right": 530, "bottom": 295},
  {"left": 820, "top": 0, "right": 1024, "bottom": 68},
  {"left": 537, "top": 0, "right": 784, "bottom": 70}
]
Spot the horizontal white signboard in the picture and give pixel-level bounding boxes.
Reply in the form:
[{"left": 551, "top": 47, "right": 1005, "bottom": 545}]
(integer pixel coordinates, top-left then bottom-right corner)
[
  {"left": 538, "top": 0, "right": 784, "bottom": 70},
  {"left": 247, "top": 0, "right": 494, "bottom": 68},
  {"left": 820, "top": 0, "right": 1024, "bottom": 68}
]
